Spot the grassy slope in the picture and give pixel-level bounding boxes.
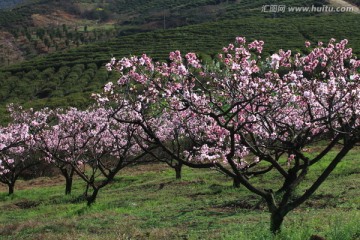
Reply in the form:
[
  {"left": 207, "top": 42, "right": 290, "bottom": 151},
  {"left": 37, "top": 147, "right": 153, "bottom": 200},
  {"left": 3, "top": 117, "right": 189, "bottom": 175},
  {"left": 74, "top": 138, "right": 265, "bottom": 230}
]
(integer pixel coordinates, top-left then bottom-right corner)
[{"left": 0, "top": 147, "right": 359, "bottom": 239}]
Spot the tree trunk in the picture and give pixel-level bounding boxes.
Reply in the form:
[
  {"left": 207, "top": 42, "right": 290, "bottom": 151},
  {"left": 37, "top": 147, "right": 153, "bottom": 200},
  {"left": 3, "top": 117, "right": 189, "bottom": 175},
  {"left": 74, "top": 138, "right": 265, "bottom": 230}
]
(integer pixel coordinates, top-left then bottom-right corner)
[
  {"left": 270, "top": 210, "right": 285, "bottom": 234},
  {"left": 8, "top": 183, "right": 14, "bottom": 195},
  {"left": 233, "top": 178, "right": 241, "bottom": 188},
  {"left": 65, "top": 176, "right": 73, "bottom": 195},
  {"left": 84, "top": 183, "right": 90, "bottom": 197},
  {"left": 174, "top": 163, "right": 182, "bottom": 180},
  {"left": 60, "top": 167, "right": 74, "bottom": 195},
  {"left": 86, "top": 188, "right": 99, "bottom": 206}
]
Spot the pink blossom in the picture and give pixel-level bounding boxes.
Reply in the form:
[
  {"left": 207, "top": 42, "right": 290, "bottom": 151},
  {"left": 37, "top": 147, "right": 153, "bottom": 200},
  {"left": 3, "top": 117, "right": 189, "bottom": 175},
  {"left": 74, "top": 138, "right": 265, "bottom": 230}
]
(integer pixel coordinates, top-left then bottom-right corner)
[{"left": 270, "top": 54, "right": 281, "bottom": 70}]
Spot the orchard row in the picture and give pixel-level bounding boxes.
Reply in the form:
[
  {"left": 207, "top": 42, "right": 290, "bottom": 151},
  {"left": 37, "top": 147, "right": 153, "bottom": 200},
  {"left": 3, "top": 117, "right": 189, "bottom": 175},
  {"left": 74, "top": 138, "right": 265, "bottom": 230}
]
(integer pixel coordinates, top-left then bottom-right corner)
[{"left": 1, "top": 37, "right": 360, "bottom": 233}]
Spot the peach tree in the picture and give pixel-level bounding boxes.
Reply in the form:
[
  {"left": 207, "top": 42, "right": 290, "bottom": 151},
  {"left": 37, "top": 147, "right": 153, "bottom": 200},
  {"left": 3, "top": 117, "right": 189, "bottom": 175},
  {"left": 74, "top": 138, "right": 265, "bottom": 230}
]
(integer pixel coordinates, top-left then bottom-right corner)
[{"left": 102, "top": 37, "right": 360, "bottom": 233}]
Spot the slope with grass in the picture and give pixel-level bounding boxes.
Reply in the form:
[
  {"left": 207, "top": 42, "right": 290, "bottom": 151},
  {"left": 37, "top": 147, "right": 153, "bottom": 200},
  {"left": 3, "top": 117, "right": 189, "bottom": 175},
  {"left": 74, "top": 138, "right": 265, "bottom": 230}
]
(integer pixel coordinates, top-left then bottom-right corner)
[{"left": 0, "top": 146, "right": 359, "bottom": 239}]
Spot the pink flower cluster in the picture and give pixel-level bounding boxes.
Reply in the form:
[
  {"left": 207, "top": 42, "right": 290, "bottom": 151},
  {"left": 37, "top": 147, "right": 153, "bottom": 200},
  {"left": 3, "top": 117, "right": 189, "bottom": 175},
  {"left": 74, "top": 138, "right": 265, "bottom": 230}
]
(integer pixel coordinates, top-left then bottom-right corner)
[{"left": 102, "top": 36, "right": 360, "bottom": 173}]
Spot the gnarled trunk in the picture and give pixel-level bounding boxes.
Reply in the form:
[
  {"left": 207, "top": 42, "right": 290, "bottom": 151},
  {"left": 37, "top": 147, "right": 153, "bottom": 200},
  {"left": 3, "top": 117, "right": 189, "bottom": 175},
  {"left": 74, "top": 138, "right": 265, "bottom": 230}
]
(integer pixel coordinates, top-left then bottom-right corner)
[
  {"left": 61, "top": 167, "right": 74, "bottom": 195},
  {"left": 270, "top": 210, "right": 285, "bottom": 234},
  {"left": 86, "top": 187, "right": 99, "bottom": 206},
  {"left": 65, "top": 176, "right": 73, "bottom": 195},
  {"left": 174, "top": 162, "right": 183, "bottom": 180},
  {"left": 8, "top": 182, "right": 15, "bottom": 195},
  {"left": 233, "top": 178, "right": 241, "bottom": 188}
]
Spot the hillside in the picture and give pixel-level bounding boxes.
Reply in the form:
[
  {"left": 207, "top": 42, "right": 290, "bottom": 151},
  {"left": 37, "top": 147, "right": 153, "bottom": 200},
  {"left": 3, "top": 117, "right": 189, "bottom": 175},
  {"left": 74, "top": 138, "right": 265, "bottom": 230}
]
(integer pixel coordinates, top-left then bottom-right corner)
[
  {"left": 1, "top": 0, "right": 360, "bottom": 122},
  {"left": 0, "top": 0, "right": 328, "bottom": 67},
  {"left": 1, "top": 14, "right": 360, "bottom": 112}
]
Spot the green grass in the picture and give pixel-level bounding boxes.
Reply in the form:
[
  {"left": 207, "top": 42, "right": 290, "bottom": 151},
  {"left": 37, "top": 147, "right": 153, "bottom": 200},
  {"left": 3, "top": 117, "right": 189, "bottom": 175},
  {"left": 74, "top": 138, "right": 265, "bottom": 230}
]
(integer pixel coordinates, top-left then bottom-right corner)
[{"left": 0, "top": 147, "right": 359, "bottom": 239}]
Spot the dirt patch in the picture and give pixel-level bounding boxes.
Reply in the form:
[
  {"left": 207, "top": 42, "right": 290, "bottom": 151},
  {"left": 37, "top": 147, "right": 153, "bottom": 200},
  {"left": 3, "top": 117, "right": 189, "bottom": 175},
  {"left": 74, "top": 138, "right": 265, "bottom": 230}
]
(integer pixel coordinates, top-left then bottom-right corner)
[
  {"left": 31, "top": 10, "right": 82, "bottom": 27},
  {"left": 0, "top": 199, "right": 41, "bottom": 213},
  {"left": 0, "top": 220, "right": 44, "bottom": 236},
  {"left": 304, "top": 194, "right": 337, "bottom": 209},
  {"left": 14, "top": 200, "right": 41, "bottom": 209},
  {"left": 0, "top": 31, "right": 24, "bottom": 66},
  {"left": 214, "top": 197, "right": 263, "bottom": 212},
  {"left": 218, "top": 200, "right": 254, "bottom": 210},
  {"left": 175, "top": 179, "right": 205, "bottom": 186}
]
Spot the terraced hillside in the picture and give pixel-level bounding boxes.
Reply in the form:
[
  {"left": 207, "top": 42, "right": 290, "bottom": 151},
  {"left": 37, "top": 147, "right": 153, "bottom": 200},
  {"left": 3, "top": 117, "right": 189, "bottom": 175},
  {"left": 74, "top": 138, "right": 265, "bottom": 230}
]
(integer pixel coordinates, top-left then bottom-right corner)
[
  {"left": 1, "top": 13, "right": 359, "bottom": 121},
  {"left": 1, "top": 0, "right": 360, "bottom": 122},
  {"left": 0, "top": 0, "right": 327, "bottom": 66}
]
